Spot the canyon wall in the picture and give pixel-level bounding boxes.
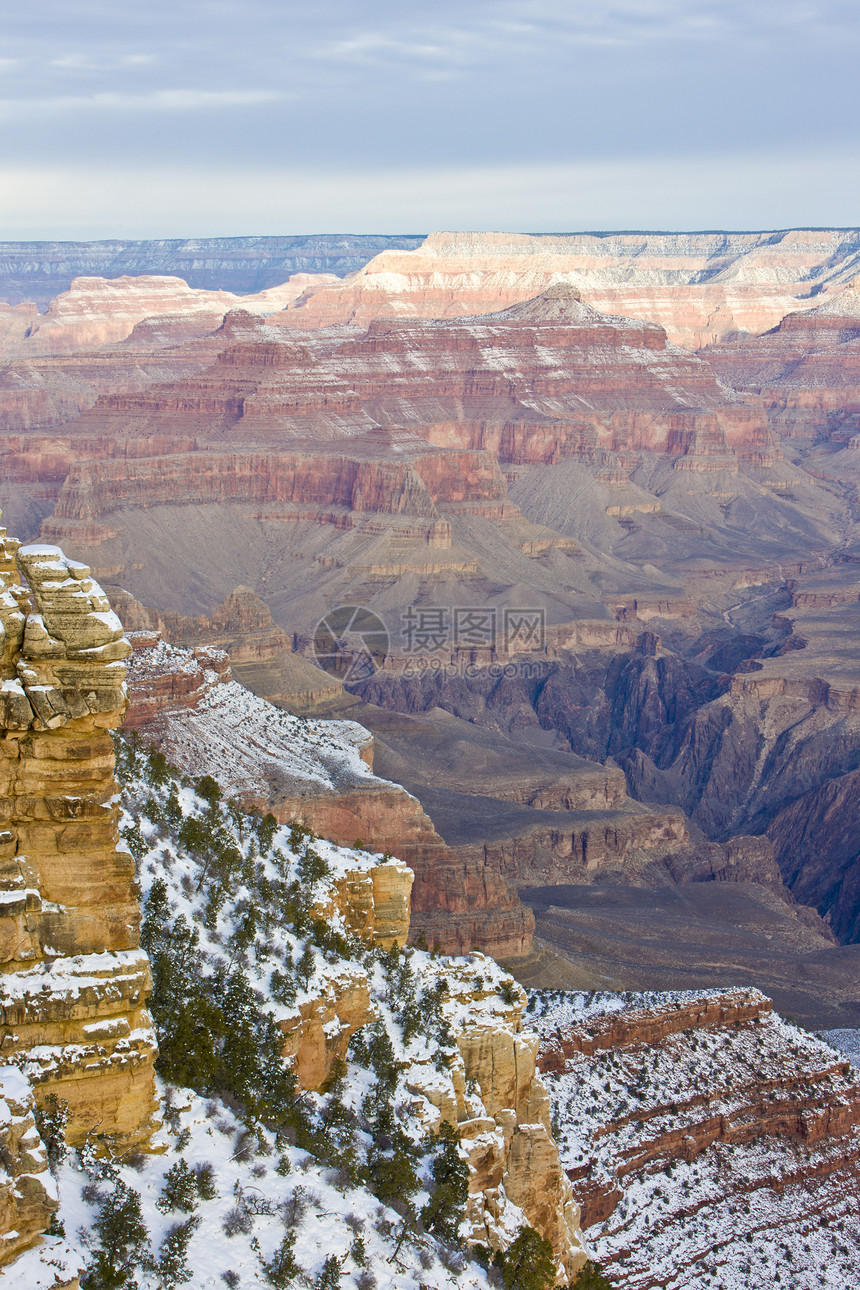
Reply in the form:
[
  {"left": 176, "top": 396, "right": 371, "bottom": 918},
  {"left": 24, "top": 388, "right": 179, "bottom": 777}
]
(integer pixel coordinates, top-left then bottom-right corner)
[
  {"left": 122, "top": 636, "right": 534, "bottom": 960},
  {"left": 276, "top": 228, "right": 860, "bottom": 347},
  {"left": 0, "top": 235, "right": 424, "bottom": 307},
  {"left": 705, "top": 278, "right": 860, "bottom": 444},
  {"left": 406, "top": 958, "right": 587, "bottom": 1281}
]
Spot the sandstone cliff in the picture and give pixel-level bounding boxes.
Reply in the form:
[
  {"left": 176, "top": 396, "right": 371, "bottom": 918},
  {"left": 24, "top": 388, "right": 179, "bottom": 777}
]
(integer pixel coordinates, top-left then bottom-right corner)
[
  {"left": 8, "top": 275, "right": 333, "bottom": 356},
  {"left": 0, "top": 530, "right": 157, "bottom": 1157},
  {"left": 0, "top": 1066, "right": 58, "bottom": 1266},
  {"left": 405, "top": 956, "right": 586, "bottom": 1281}
]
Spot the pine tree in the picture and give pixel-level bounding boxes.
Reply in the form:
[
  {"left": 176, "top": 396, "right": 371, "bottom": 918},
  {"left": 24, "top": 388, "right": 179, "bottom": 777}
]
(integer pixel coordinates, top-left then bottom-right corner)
[
  {"left": 420, "top": 1122, "right": 469, "bottom": 1242},
  {"left": 497, "top": 1226, "right": 557, "bottom": 1290},
  {"left": 33, "top": 1092, "right": 69, "bottom": 1174},
  {"left": 257, "top": 812, "right": 278, "bottom": 855},
  {"left": 81, "top": 1179, "right": 151, "bottom": 1290},
  {"left": 153, "top": 1216, "right": 201, "bottom": 1289},
  {"left": 572, "top": 1262, "right": 614, "bottom": 1290},
  {"left": 261, "top": 1232, "right": 301, "bottom": 1288},
  {"left": 156, "top": 1158, "right": 198, "bottom": 1214},
  {"left": 315, "top": 1254, "right": 342, "bottom": 1290}
]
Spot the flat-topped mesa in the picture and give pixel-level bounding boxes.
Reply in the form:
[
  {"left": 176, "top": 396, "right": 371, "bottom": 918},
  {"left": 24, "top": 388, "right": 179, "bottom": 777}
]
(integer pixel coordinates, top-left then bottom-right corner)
[{"left": 0, "top": 525, "right": 157, "bottom": 1152}]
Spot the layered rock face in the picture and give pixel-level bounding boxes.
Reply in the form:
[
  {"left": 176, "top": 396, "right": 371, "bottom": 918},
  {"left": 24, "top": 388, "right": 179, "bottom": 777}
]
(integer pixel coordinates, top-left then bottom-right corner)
[
  {"left": 704, "top": 278, "right": 860, "bottom": 444},
  {"left": 0, "top": 529, "right": 157, "bottom": 1149},
  {"left": 4, "top": 274, "right": 330, "bottom": 357},
  {"left": 276, "top": 851, "right": 414, "bottom": 1090},
  {"left": 277, "top": 228, "right": 860, "bottom": 346},
  {"left": 122, "top": 636, "right": 533, "bottom": 959},
  {"left": 0, "top": 234, "right": 423, "bottom": 307},
  {"left": 534, "top": 987, "right": 860, "bottom": 1288},
  {"left": 52, "top": 285, "right": 769, "bottom": 470},
  {"left": 405, "top": 957, "right": 586, "bottom": 1281}
]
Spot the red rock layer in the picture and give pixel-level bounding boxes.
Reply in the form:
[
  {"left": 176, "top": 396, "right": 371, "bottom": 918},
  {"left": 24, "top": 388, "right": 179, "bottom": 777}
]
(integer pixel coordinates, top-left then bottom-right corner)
[
  {"left": 18, "top": 286, "right": 772, "bottom": 543},
  {"left": 704, "top": 279, "right": 860, "bottom": 443}
]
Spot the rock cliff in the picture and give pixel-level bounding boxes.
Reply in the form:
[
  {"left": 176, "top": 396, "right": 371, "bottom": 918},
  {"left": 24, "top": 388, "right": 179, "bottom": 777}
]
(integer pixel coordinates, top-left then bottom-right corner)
[
  {"left": 6, "top": 275, "right": 329, "bottom": 356},
  {"left": 0, "top": 1066, "right": 58, "bottom": 1267},
  {"left": 0, "top": 234, "right": 424, "bottom": 307},
  {"left": 276, "top": 228, "right": 860, "bottom": 346},
  {"left": 704, "top": 277, "right": 860, "bottom": 444},
  {"left": 0, "top": 528, "right": 158, "bottom": 1152},
  {"left": 406, "top": 957, "right": 587, "bottom": 1281},
  {"left": 122, "top": 636, "right": 534, "bottom": 960}
]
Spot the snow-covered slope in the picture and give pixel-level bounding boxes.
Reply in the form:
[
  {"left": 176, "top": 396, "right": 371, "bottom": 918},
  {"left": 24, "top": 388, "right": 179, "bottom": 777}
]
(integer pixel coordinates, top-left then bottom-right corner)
[
  {"left": 531, "top": 989, "right": 860, "bottom": 1290},
  {"left": 15, "top": 741, "right": 586, "bottom": 1289}
]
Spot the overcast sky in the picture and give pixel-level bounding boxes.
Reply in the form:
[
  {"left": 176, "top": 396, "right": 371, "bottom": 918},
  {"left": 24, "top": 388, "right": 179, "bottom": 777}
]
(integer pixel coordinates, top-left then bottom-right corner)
[{"left": 1, "top": 1, "right": 859, "bottom": 237}]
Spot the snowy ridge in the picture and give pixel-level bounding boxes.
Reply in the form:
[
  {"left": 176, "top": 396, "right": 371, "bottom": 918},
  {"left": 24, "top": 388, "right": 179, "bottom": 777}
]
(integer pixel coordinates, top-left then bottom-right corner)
[
  {"left": 128, "top": 638, "right": 399, "bottom": 802},
  {"left": 530, "top": 988, "right": 860, "bottom": 1289}
]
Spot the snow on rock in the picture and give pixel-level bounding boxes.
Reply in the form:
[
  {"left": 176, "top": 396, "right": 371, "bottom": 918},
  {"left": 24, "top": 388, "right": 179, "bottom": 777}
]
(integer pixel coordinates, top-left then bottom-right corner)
[
  {"left": 0, "top": 1066, "right": 70, "bottom": 1274},
  {"left": 47, "top": 742, "right": 586, "bottom": 1287},
  {"left": 531, "top": 987, "right": 860, "bottom": 1289}
]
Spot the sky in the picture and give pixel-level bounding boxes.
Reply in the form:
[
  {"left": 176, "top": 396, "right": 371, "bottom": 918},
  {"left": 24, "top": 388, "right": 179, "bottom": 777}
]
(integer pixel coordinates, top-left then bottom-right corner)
[{"left": 1, "top": 0, "right": 859, "bottom": 238}]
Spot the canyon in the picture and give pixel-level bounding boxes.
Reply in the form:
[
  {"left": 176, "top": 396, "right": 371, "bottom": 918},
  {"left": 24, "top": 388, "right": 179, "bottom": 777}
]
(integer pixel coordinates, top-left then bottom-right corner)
[
  {"left": 3, "top": 230, "right": 860, "bottom": 1034},
  {"left": 0, "top": 235, "right": 424, "bottom": 307},
  {"left": 0, "top": 518, "right": 858, "bottom": 1285}
]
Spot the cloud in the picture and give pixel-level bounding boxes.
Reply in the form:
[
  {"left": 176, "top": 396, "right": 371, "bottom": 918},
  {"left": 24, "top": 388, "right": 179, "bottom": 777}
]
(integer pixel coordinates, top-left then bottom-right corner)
[
  {"left": 0, "top": 87, "right": 286, "bottom": 117},
  {"left": 49, "top": 52, "right": 157, "bottom": 70},
  {"left": 0, "top": 0, "right": 857, "bottom": 231}
]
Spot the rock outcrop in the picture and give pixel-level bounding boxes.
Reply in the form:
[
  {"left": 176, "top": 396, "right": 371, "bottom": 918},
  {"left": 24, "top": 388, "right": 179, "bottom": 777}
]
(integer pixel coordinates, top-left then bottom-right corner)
[
  {"left": 406, "top": 957, "right": 587, "bottom": 1282},
  {"left": 122, "top": 636, "right": 534, "bottom": 960},
  {"left": 0, "top": 529, "right": 157, "bottom": 1150},
  {"left": 0, "top": 1066, "right": 57, "bottom": 1267},
  {"left": 534, "top": 986, "right": 860, "bottom": 1288},
  {"left": 279, "top": 856, "right": 414, "bottom": 1089}
]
